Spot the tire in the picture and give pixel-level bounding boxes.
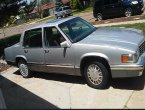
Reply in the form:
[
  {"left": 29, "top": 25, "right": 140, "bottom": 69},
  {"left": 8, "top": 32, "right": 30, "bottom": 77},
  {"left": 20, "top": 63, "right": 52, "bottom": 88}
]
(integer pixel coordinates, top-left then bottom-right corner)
[
  {"left": 55, "top": 15, "right": 58, "bottom": 19},
  {"left": 62, "top": 13, "right": 66, "bottom": 18},
  {"left": 96, "top": 13, "right": 103, "bottom": 21},
  {"left": 84, "top": 61, "right": 110, "bottom": 89},
  {"left": 18, "top": 60, "right": 32, "bottom": 78},
  {"left": 125, "top": 8, "right": 132, "bottom": 17}
]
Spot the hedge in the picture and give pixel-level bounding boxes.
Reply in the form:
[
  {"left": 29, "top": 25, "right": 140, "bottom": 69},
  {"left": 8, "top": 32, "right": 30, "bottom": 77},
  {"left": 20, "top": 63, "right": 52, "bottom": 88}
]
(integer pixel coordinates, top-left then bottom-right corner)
[{"left": 0, "top": 34, "right": 21, "bottom": 57}]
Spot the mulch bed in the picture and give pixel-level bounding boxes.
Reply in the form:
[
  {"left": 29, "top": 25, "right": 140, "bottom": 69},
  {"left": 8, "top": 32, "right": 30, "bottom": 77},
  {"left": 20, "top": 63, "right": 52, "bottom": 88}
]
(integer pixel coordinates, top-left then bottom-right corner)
[
  {"left": 92, "top": 14, "right": 145, "bottom": 25},
  {"left": 0, "top": 63, "right": 11, "bottom": 73}
]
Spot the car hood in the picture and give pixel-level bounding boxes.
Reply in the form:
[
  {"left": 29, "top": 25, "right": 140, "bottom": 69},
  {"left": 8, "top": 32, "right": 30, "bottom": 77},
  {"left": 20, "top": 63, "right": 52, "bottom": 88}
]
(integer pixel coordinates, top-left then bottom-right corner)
[{"left": 78, "top": 27, "right": 144, "bottom": 51}]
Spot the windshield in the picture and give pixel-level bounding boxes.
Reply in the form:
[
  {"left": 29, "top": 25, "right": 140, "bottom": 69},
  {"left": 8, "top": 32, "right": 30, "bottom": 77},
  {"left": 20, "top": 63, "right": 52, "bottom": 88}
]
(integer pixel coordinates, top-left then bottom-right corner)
[{"left": 59, "top": 17, "right": 96, "bottom": 43}]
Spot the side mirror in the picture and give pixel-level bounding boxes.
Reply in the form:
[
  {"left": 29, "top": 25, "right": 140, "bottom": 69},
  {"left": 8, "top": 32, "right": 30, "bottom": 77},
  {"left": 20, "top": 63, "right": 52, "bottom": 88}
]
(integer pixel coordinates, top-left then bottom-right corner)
[{"left": 60, "top": 41, "right": 70, "bottom": 48}]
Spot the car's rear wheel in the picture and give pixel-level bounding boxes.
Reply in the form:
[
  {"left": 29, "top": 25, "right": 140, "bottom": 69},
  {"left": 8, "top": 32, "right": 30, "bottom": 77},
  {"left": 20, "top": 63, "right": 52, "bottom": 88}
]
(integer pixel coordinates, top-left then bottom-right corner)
[
  {"left": 84, "top": 61, "right": 110, "bottom": 89},
  {"left": 125, "top": 8, "right": 132, "bottom": 17},
  {"left": 18, "top": 60, "right": 32, "bottom": 78},
  {"left": 96, "top": 13, "right": 103, "bottom": 21},
  {"left": 62, "top": 13, "right": 66, "bottom": 18}
]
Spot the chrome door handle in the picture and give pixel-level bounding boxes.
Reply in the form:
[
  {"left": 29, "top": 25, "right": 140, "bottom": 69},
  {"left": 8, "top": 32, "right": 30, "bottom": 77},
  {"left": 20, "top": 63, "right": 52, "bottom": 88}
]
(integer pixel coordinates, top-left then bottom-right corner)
[{"left": 24, "top": 50, "right": 28, "bottom": 53}]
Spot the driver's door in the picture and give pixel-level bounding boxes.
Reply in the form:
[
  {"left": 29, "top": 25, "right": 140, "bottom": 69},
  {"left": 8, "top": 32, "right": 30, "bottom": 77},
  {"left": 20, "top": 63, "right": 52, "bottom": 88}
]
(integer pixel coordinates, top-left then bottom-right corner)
[{"left": 43, "top": 26, "right": 75, "bottom": 75}]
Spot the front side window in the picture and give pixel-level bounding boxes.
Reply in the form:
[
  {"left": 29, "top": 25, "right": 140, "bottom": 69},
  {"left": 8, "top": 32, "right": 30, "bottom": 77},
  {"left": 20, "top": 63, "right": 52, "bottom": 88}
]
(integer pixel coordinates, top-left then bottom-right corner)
[
  {"left": 59, "top": 17, "right": 96, "bottom": 43},
  {"left": 110, "top": 0, "right": 119, "bottom": 4},
  {"left": 44, "top": 27, "right": 65, "bottom": 47},
  {"left": 23, "top": 28, "right": 42, "bottom": 48}
]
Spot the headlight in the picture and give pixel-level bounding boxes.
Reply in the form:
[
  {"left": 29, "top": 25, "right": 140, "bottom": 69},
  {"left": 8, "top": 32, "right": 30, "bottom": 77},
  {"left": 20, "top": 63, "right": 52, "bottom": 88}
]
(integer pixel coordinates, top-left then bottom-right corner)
[
  {"left": 122, "top": 53, "right": 138, "bottom": 63},
  {"left": 132, "top": 1, "right": 138, "bottom": 4}
]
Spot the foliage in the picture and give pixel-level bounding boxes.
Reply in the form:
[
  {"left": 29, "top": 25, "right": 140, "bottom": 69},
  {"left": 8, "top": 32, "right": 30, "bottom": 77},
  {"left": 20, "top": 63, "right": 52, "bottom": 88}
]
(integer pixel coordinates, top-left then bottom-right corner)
[
  {"left": 0, "top": 0, "right": 25, "bottom": 26},
  {"left": 41, "top": 0, "right": 52, "bottom": 5},
  {"left": 55, "top": 0, "right": 63, "bottom": 8},
  {"left": 0, "top": 34, "right": 21, "bottom": 57},
  {"left": 23, "top": 0, "right": 37, "bottom": 15},
  {"left": 70, "top": 0, "right": 93, "bottom": 10}
]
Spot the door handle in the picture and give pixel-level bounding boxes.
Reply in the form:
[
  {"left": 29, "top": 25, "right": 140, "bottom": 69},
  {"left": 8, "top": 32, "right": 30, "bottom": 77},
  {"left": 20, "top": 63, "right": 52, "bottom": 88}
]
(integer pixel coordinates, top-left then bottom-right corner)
[
  {"left": 24, "top": 50, "right": 28, "bottom": 53},
  {"left": 44, "top": 50, "right": 49, "bottom": 53}
]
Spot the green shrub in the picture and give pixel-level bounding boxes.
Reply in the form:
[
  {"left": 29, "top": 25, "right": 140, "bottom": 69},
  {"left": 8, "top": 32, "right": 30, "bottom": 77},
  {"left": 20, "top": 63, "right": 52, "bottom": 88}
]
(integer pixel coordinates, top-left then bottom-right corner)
[{"left": 0, "top": 34, "right": 21, "bottom": 57}]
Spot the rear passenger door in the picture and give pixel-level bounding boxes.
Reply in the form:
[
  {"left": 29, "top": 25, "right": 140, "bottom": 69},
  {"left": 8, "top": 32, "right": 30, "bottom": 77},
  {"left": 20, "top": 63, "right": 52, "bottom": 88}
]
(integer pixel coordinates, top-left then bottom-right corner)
[
  {"left": 21, "top": 28, "right": 46, "bottom": 72},
  {"left": 109, "top": 0, "right": 122, "bottom": 16},
  {"left": 103, "top": 0, "right": 121, "bottom": 17}
]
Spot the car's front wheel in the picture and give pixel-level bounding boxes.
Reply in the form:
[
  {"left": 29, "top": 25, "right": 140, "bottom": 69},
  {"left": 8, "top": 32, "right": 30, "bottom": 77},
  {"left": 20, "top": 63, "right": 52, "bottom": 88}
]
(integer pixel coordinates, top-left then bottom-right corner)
[
  {"left": 96, "top": 13, "right": 103, "bottom": 21},
  {"left": 84, "top": 61, "right": 110, "bottom": 89},
  {"left": 18, "top": 60, "right": 32, "bottom": 78},
  {"left": 125, "top": 8, "right": 132, "bottom": 17}
]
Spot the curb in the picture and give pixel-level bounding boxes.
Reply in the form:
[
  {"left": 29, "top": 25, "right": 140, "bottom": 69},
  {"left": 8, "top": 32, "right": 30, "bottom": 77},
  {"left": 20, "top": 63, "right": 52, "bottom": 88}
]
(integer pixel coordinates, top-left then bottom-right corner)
[
  {"left": 0, "top": 89, "right": 6, "bottom": 109},
  {"left": 94, "top": 19, "right": 145, "bottom": 27}
]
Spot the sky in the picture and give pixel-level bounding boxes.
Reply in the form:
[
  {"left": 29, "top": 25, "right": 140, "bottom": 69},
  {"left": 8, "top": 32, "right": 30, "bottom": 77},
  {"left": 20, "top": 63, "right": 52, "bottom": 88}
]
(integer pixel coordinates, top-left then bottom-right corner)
[{"left": 26, "top": 0, "right": 33, "bottom": 4}]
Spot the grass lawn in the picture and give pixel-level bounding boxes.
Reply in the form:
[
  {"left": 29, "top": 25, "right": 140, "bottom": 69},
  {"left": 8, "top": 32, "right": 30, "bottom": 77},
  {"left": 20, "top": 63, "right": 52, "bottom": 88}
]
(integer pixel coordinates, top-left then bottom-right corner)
[
  {"left": 0, "top": 7, "right": 93, "bottom": 29},
  {"left": 36, "top": 7, "right": 93, "bottom": 23},
  {"left": 112, "top": 23, "right": 145, "bottom": 36},
  {"left": 72, "top": 7, "right": 93, "bottom": 15}
]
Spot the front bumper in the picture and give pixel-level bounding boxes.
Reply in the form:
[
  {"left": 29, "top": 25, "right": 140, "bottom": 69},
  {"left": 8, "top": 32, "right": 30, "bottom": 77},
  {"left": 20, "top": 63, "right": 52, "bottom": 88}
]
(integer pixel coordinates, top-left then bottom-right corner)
[
  {"left": 132, "top": 3, "right": 144, "bottom": 13},
  {"left": 111, "top": 52, "right": 145, "bottom": 78}
]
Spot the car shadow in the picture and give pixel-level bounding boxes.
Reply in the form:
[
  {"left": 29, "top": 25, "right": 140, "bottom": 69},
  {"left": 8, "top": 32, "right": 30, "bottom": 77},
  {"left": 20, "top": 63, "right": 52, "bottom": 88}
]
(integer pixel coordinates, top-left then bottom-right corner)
[
  {"left": 13, "top": 70, "right": 145, "bottom": 90},
  {"left": 0, "top": 75, "right": 59, "bottom": 109},
  {"left": 111, "top": 72, "right": 145, "bottom": 90},
  {"left": 14, "top": 70, "right": 86, "bottom": 85}
]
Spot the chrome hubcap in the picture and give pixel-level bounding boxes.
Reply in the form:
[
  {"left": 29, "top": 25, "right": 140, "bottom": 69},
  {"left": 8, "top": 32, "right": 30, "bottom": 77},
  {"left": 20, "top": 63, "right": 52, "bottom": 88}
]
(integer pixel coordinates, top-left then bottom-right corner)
[
  {"left": 19, "top": 63, "right": 28, "bottom": 77},
  {"left": 125, "top": 9, "right": 131, "bottom": 17},
  {"left": 97, "top": 14, "right": 102, "bottom": 21},
  {"left": 87, "top": 64, "right": 103, "bottom": 85}
]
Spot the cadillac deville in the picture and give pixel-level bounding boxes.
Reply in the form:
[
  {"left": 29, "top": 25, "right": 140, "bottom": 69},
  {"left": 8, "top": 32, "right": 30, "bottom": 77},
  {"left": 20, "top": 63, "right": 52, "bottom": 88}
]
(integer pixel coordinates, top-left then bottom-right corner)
[{"left": 4, "top": 17, "right": 145, "bottom": 89}]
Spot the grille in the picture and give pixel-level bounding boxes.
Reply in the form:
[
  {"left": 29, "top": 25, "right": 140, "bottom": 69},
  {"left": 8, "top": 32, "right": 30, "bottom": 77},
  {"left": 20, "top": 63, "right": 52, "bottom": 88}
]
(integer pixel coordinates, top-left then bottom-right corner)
[{"left": 139, "top": 40, "right": 145, "bottom": 55}]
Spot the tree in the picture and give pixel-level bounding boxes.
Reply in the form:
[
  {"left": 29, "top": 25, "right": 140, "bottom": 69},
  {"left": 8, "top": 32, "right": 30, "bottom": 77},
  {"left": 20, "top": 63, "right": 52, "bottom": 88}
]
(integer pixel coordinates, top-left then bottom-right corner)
[
  {"left": 41, "top": 0, "right": 52, "bottom": 5},
  {"left": 0, "top": 0, "right": 25, "bottom": 26},
  {"left": 35, "top": 0, "right": 43, "bottom": 18},
  {"left": 55, "top": 0, "right": 63, "bottom": 8},
  {"left": 23, "top": 0, "right": 37, "bottom": 20},
  {"left": 70, "top": 0, "right": 82, "bottom": 10}
]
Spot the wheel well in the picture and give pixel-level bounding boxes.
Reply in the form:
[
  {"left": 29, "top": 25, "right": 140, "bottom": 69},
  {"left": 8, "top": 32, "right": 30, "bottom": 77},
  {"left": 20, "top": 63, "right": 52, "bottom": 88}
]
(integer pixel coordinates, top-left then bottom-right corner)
[
  {"left": 80, "top": 56, "right": 111, "bottom": 77},
  {"left": 16, "top": 57, "right": 26, "bottom": 67}
]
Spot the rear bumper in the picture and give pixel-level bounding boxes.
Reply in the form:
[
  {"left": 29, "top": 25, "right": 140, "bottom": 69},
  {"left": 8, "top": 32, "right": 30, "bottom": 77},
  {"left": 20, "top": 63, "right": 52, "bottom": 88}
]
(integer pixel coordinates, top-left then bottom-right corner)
[
  {"left": 111, "top": 52, "right": 145, "bottom": 78},
  {"left": 6, "top": 60, "right": 17, "bottom": 67}
]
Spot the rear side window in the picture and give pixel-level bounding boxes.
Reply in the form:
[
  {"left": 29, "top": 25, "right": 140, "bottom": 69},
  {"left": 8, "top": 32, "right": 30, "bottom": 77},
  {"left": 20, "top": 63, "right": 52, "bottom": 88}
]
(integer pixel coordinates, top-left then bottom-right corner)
[
  {"left": 63, "top": 7, "right": 71, "bottom": 10},
  {"left": 104, "top": 0, "right": 119, "bottom": 5},
  {"left": 110, "top": 0, "right": 119, "bottom": 4},
  {"left": 104, "top": 0, "right": 110, "bottom": 5},
  {"left": 23, "top": 28, "right": 42, "bottom": 48}
]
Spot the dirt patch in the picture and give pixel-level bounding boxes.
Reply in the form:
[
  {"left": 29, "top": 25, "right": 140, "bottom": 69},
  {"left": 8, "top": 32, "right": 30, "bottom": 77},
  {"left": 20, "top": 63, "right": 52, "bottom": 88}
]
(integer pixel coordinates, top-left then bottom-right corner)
[
  {"left": 92, "top": 14, "right": 145, "bottom": 25},
  {"left": 0, "top": 63, "right": 11, "bottom": 73}
]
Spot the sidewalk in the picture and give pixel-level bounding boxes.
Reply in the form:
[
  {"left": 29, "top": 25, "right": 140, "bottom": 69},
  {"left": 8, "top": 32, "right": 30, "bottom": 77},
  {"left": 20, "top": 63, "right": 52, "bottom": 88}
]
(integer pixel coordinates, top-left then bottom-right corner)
[{"left": 0, "top": 67, "right": 145, "bottom": 109}]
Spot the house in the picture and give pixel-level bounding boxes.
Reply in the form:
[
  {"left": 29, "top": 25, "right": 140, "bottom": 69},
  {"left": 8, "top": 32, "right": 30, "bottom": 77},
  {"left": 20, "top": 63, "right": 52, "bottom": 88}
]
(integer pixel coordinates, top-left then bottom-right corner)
[{"left": 29, "top": 0, "right": 70, "bottom": 18}]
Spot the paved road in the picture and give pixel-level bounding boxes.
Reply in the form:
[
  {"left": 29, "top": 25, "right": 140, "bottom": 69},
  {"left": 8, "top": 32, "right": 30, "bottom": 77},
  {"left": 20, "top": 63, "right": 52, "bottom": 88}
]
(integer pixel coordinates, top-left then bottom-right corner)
[
  {"left": 0, "top": 1, "right": 145, "bottom": 39},
  {"left": 0, "top": 12, "right": 95, "bottom": 39},
  {"left": 0, "top": 67, "right": 145, "bottom": 109}
]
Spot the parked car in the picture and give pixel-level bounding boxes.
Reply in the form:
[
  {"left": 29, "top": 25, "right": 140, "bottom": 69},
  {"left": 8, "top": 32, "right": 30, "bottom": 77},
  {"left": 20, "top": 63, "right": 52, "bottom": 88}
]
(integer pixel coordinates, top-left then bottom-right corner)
[
  {"left": 54, "top": 6, "right": 72, "bottom": 19},
  {"left": 4, "top": 17, "right": 145, "bottom": 89},
  {"left": 93, "top": 0, "right": 144, "bottom": 21}
]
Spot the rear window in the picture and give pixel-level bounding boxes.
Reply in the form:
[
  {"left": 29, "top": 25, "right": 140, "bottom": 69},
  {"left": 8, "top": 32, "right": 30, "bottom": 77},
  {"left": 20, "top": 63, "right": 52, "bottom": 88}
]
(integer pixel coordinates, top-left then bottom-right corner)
[{"left": 63, "top": 7, "right": 71, "bottom": 10}]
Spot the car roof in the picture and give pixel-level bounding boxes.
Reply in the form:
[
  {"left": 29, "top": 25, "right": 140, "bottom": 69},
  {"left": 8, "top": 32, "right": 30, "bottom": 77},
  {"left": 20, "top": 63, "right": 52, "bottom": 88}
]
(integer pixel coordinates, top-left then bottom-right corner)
[{"left": 26, "top": 16, "right": 77, "bottom": 31}]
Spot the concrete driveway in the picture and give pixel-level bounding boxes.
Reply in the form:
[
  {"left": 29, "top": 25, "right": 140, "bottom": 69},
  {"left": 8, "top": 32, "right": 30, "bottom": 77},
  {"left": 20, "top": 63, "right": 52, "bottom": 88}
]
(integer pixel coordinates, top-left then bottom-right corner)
[{"left": 0, "top": 67, "right": 145, "bottom": 109}]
